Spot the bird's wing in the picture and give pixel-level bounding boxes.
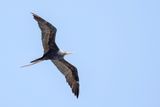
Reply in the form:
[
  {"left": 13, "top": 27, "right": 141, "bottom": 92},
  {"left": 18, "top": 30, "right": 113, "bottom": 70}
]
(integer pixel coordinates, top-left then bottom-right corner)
[
  {"left": 51, "top": 59, "right": 79, "bottom": 98},
  {"left": 32, "top": 13, "right": 59, "bottom": 53}
]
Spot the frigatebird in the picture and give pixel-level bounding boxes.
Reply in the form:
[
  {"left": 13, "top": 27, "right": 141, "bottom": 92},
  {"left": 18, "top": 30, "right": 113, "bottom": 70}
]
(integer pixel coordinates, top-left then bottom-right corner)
[{"left": 23, "top": 13, "right": 79, "bottom": 98}]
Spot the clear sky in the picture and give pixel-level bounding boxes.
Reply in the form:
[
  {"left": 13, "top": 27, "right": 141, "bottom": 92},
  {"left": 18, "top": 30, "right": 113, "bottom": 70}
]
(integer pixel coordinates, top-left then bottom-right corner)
[{"left": 0, "top": 0, "right": 160, "bottom": 107}]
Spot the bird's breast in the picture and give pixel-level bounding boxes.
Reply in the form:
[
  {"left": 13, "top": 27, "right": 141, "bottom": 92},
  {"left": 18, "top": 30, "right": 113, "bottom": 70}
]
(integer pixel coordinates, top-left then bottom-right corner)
[{"left": 44, "top": 50, "right": 63, "bottom": 60}]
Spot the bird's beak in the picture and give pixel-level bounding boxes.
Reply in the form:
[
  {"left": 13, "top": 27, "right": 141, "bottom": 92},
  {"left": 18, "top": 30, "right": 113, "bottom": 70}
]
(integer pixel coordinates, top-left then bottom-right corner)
[{"left": 66, "top": 52, "right": 72, "bottom": 55}]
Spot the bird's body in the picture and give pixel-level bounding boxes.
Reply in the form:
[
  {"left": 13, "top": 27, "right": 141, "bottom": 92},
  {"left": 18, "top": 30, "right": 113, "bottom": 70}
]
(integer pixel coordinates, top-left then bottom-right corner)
[
  {"left": 23, "top": 13, "right": 79, "bottom": 98},
  {"left": 31, "top": 49, "right": 66, "bottom": 62}
]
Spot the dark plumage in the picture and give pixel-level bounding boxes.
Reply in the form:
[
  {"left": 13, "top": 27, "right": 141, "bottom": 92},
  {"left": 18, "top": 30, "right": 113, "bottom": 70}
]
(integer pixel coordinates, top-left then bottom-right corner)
[{"left": 23, "top": 13, "right": 79, "bottom": 98}]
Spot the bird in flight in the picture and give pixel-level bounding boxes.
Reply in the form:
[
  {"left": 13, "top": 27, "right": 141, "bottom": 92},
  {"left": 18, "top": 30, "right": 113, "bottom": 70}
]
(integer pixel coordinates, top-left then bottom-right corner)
[{"left": 22, "top": 13, "right": 79, "bottom": 98}]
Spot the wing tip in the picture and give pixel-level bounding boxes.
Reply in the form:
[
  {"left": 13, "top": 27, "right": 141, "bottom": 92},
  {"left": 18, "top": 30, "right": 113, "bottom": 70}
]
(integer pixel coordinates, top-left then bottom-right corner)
[
  {"left": 31, "top": 12, "right": 37, "bottom": 16},
  {"left": 72, "top": 82, "right": 80, "bottom": 98},
  {"left": 31, "top": 12, "right": 36, "bottom": 17},
  {"left": 31, "top": 12, "right": 41, "bottom": 21}
]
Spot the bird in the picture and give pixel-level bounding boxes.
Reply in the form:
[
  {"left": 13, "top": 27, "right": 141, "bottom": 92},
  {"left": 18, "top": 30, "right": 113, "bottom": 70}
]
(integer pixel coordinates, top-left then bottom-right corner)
[{"left": 22, "top": 13, "right": 79, "bottom": 98}]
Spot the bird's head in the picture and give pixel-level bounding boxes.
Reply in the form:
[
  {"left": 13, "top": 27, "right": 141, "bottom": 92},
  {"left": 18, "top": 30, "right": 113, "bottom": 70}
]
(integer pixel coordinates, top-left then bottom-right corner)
[{"left": 58, "top": 50, "right": 72, "bottom": 57}]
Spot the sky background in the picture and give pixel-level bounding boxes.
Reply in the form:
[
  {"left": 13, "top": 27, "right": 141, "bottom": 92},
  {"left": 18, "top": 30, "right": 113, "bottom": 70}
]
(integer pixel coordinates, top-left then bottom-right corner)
[{"left": 0, "top": 0, "right": 160, "bottom": 107}]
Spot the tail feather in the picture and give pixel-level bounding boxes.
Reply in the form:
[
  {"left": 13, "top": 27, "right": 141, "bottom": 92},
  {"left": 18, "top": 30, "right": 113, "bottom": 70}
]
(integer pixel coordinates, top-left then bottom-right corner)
[
  {"left": 21, "top": 57, "right": 44, "bottom": 68},
  {"left": 30, "top": 57, "right": 43, "bottom": 63}
]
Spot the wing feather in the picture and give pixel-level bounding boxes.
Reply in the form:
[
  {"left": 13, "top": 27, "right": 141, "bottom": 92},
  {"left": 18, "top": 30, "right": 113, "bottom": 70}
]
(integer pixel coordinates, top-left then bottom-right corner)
[
  {"left": 51, "top": 59, "right": 79, "bottom": 98},
  {"left": 32, "top": 13, "right": 59, "bottom": 53}
]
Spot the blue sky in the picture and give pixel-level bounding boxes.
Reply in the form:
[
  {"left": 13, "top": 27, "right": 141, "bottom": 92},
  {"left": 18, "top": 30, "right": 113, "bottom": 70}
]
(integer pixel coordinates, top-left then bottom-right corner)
[{"left": 0, "top": 0, "right": 160, "bottom": 107}]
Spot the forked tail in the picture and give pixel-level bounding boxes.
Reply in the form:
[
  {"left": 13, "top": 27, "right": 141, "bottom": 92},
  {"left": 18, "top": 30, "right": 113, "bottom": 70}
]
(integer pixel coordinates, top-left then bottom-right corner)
[{"left": 21, "top": 57, "right": 44, "bottom": 68}]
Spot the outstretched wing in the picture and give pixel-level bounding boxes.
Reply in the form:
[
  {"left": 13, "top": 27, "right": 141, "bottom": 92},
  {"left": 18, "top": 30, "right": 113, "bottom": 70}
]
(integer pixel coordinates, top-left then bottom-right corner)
[
  {"left": 32, "top": 13, "right": 59, "bottom": 53},
  {"left": 51, "top": 59, "right": 79, "bottom": 98}
]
